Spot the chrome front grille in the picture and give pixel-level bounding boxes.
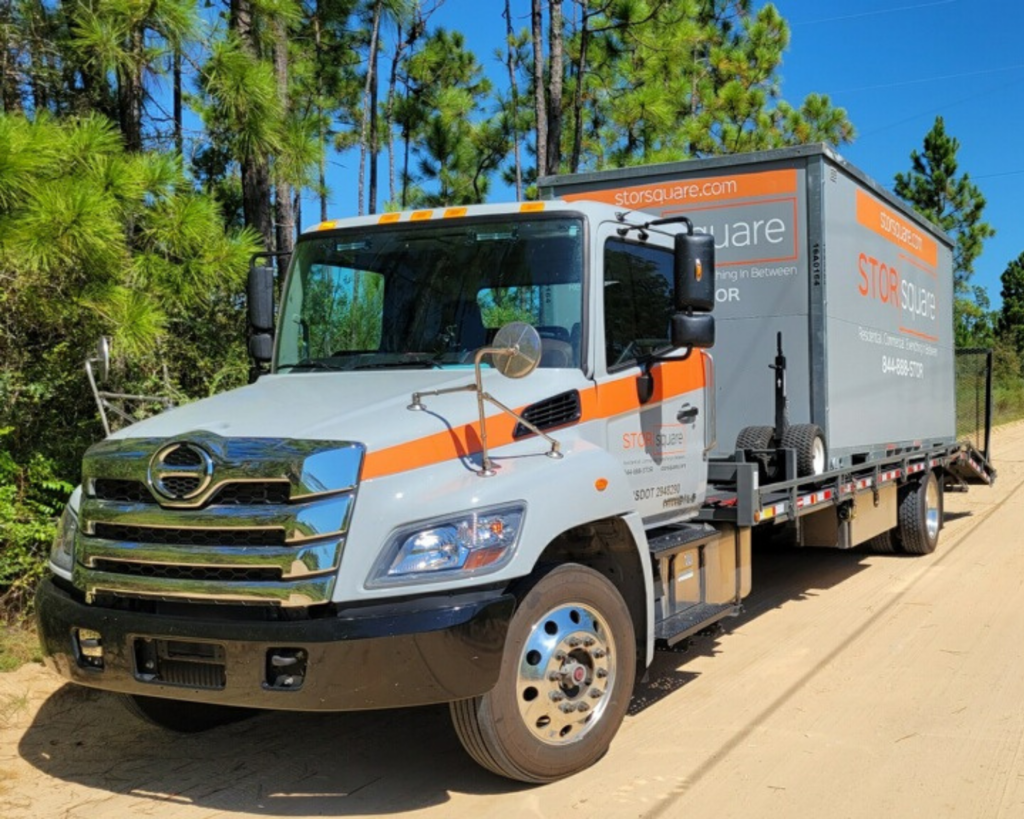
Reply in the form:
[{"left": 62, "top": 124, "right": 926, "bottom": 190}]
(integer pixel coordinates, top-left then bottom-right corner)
[
  {"left": 75, "top": 435, "right": 364, "bottom": 608},
  {"left": 92, "top": 522, "right": 286, "bottom": 547},
  {"left": 92, "top": 479, "right": 293, "bottom": 506},
  {"left": 93, "top": 560, "right": 282, "bottom": 583}
]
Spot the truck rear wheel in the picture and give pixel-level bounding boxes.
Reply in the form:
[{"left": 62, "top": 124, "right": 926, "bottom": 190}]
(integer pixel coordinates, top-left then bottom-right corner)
[
  {"left": 780, "top": 424, "right": 827, "bottom": 477},
  {"left": 897, "top": 470, "right": 942, "bottom": 555},
  {"left": 736, "top": 426, "right": 776, "bottom": 482},
  {"left": 120, "top": 694, "right": 255, "bottom": 733},
  {"left": 450, "top": 563, "right": 636, "bottom": 783},
  {"left": 865, "top": 529, "right": 897, "bottom": 554}
]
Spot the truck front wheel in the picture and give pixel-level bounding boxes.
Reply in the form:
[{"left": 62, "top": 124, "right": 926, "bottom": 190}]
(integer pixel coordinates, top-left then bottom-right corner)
[
  {"left": 450, "top": 563, "right": 636, "bottom": 783},
  {"left": 120, "top": 694, "right": 255, "bottom": 733}
]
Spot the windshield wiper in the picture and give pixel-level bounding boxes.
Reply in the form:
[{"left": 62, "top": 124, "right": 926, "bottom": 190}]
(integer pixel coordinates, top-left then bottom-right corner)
[
  {"left": 276, "top": 360, "right": 348, "bottom": 373},
  {"left": 353, "top": 359, "right": 443, "bottom": 371}
]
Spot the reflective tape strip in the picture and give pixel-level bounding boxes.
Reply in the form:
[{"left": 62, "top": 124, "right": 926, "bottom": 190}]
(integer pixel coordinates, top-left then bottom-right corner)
[{"left": 796, "top": 488, "right": 834, "bottom": 509}]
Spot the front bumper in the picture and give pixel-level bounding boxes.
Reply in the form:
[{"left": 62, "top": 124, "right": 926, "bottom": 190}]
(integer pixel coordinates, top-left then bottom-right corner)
[{"left": 36, "top": 577, "right": 514, "bottom": 711}]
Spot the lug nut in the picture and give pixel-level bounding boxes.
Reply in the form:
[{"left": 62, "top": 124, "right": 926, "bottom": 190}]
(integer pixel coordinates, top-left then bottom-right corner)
[
  {"left": 592, "top": 649, "right": 607, "bottom": 659},
  {"left": 560, "top": 702, "right": 576, "bottom": 713},
  {"left": 583, "top": 637, "right": 595, "bottom": 647},
  {"left": 578, "top": 702, "right": 590, "bottom": 712},
  {"left": 589, "top": 687, "right": 603, "bottom": 698},
  {"left": 550, "top": 690, "right": 565, "bottom": 702},
  {"left": 554, "top": 651, "right": 566, "bottom": 661},
  {"left": 596, "top": 668, "right": 608, "bottom": 679},
  {"left": 567, "top": 636, "right": 582, "bottom": 647}
]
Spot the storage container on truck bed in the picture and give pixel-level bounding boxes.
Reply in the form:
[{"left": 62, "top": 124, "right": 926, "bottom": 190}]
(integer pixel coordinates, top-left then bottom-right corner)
[{"left": 542, "top": 144, "right": 955, "bottom": 468}]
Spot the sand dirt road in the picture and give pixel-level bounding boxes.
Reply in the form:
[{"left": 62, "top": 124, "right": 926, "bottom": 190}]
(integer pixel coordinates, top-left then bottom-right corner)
[{"left": 3, "top": 423, "right": 1024, "bottom": 819}]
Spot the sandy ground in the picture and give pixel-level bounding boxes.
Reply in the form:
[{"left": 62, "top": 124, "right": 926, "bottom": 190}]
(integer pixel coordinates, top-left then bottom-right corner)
[{"left": 3, "top": 422, "right": 1024, "bottom": 819}]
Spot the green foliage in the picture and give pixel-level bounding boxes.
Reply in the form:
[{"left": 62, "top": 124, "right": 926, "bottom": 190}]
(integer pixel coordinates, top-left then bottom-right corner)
[
  {"left": 0, "top": 113, "right": 259, "bottom": 617},
  {"left": 556, "top": 0, "right": 854, "bottom": 173},
  {"left": 0, "top": 430, "right": 73, "bottom": 618},
  {"left": 895, "top": 117, "right": 996, "bottom": 348},
  {"left": 894, "top": 117, "right": 996, "bottom": 293},
  {"left": 998, "top": 251, "right": 1024, "bottom": 357}
]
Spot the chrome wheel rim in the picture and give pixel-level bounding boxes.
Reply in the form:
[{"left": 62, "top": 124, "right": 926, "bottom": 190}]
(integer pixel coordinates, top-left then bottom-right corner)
[
  {"left": 516, "top": 603, "right": 616, "bottom": 746},
  {"left": 925, "top": 476, "right": 941, "bottom": 540},
  {"left": 812, "top": 437, "right": 827, "bottom": 475}
]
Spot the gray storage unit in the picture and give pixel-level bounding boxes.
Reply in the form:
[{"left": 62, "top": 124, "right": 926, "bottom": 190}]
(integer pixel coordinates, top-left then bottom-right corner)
[{"left": 542, "top": 144, "right": 956, "bottom": 466}]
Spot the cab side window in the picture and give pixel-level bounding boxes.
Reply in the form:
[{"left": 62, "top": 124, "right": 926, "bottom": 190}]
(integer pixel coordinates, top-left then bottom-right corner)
[{"left": 603, "top": 238, "right": 674, "bottom": 370}]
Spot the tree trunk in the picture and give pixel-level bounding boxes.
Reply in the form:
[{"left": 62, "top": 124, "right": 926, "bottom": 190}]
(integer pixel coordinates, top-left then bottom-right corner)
[
  {"left": 173, "top": 47, "right": 183, "bottom": 156},
  {"left": 118, "top": 27, "right": 144, "bottom": 151},
  {"left": 273, "top": 14, "right": 294, "bottom": 254},
  {"left": 545, "top": 0, "right": 562, "bottom": 176},
  {"left": 368, "top": 37, "right": 379, "bottom": 214},
  {"left": 569, "top": 6, "right": 591, "bottom": 173},
  {"left": 531, "top": 0, "right": 546, "bottom": 182},
  {"left": 313, "top": 0, "right": 327, "bottom": 221},
  {"left": 1, "top": 0, "right": 22, "bottom": 113},
  {"left": 232, "top": 0, "right": 273, "bottom": 249},
  {"left": 503, "top": 0, "right": 522, "bottom": 200},
  {"left": 357, "top": 1, "right": 383, "bottom": 216},
  {"left": 386, "top": 22, "right": 406, "bottom": 207}
]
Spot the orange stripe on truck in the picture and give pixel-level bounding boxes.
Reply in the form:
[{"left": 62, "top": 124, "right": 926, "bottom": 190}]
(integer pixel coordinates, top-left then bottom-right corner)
[
  {"left": 856, "top": 190, "right": 938, "bottom": 269},
  {"left": 560, "top": 169, "right": 798, "bottom": 209},
  {"left": 362, "top": 358, "right": 706, "bottom": 480}
]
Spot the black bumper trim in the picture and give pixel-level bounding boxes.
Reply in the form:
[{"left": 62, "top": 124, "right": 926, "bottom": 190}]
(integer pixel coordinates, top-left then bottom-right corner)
[{"left": 36, "top": 578, "right": 514, "bottom": 711}]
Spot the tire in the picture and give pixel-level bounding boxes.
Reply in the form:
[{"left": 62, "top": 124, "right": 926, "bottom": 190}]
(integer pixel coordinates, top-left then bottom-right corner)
[
  {"left": 120, "top": 694, "right": 255, "bottom": 733},
  {"left": 735, "top": 425, "right": 776, "bottom": 483},
  {"left": 780, "top": 423, "right": 828, "bottom": 477},
  {"left": 864, "top": 529, "right": 898, "bottom": 554},
  {"left": 450, "top": 564, "right": 636, "bottom": 783},
  {"left": 897, "top": 470, "right": 943, "bottom": 555}
]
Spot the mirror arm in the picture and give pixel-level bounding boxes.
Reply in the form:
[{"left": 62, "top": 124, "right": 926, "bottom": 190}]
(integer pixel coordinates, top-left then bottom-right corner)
[
  {"left": 85, "top": 358, "right": 111, "bottom": 438},
  {"left": 407, "top": 341, "right": 563, "bottom": 477}
]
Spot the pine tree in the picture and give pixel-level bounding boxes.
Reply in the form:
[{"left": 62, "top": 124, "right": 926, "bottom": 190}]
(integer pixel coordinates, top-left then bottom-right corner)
[
  {"left": 894, "top": 116, "right": 995, "bottom": 346},
  {"left": 894, "top": 116, "right": 995, "bottom": 293},
  {"left": 998, "top": 252, "right": 1024, "bottom": 357}
]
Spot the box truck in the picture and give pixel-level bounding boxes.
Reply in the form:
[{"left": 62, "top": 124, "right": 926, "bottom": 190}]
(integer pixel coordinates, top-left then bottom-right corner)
[{"left": 37, "top": 145, "right": 994, "bottom": 783}]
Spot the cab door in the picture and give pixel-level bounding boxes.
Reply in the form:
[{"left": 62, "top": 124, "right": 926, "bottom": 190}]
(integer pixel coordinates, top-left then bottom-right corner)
[{"left": 594, "top": 223, "right": 709, "bottom": 525}]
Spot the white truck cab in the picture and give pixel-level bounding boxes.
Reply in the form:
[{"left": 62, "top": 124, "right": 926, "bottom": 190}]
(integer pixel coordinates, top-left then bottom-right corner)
[{"left": 39, "top": 200, "right": 736, "bottom": 782}]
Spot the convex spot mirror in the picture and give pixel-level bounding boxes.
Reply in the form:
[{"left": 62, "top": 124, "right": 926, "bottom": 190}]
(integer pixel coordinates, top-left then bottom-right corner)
[
  {"left": 673, "top": 231, "right": 716, "bottom": 312},
  {"left": 490, "top": 322, "right": 542, "bottom": 379},
  {"left": 671, "top": 312, "right": 715, "bottom": 349}
]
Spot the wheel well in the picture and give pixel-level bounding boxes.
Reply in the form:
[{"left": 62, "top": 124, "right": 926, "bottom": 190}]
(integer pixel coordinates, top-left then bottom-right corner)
[{"left": 534, "top": 517, "right": 647, "bottom": 660}]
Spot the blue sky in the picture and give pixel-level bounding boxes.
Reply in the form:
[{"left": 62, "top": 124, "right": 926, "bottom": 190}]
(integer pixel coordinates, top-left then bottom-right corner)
[{"left": 317, "top": 0, "right": 1023, "bottom": 309}]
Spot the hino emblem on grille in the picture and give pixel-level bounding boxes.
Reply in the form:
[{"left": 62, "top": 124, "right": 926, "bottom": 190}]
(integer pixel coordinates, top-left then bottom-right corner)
[{"left": 148, "top": 442, "right": 214, "bottom": 501}]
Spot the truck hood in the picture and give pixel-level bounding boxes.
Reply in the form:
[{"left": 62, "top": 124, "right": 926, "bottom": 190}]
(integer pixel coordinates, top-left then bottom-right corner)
[{"left": 110, "top": 369, "right": 590, "bottom": 453}]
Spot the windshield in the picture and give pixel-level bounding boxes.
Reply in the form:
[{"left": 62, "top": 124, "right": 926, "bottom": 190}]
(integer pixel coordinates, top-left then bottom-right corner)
[{"left": 275, "top": 216, "right": 585, "bottom": 372}]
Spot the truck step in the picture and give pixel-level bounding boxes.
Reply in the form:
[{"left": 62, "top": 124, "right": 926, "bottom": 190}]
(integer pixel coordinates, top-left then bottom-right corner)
[
  {"left": 647, "top": 523, "right": 719, "bottom": 557},
  {"left": 655, "top": 602, "right": 739, "bottom": 648},
  {"left": 947, "top": 442, "right": 997, "bottom": 486}
]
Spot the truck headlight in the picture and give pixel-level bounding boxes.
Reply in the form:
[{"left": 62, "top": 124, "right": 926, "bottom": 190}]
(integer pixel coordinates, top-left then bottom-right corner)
[
  {"left": 370, "top": 504, "right": 525, "bottom": 586},
  {"left": 50, "top": 503, "right": 79, "bottom": 575}
]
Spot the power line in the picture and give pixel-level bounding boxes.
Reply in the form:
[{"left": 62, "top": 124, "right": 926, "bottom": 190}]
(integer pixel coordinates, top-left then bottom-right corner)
[
  {"left": 791, "top": 0, "right": 958, "bottom": 26},
  {"left": 856, "top": 78, "right": 1017, "bottom": 140},
  {"left": 834, "top": 62, "right": 1024, "bottom": 95}
]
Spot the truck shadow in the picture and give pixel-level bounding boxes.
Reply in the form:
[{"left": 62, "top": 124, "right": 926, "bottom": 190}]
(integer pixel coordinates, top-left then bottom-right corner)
[
  {"left": 629, "top": 541, "right": 872, "bottom": 714},
  {"left": 17, "top": 544, "right": 871, "bottom": 814},
  {"left": 18, "top": 683, "right": 522, "bottom": 814}
]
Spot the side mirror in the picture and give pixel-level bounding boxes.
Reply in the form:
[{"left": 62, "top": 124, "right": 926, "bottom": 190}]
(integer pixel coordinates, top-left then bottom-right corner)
[
  {"left": 248, "top": 265, "right": 275, "bottom": 332},
  {"left": 673, "top": 231, "right": 715, "bottom": 312},
  {"left": 671, "top": 312, "right": 715, "bottom": 349}
]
